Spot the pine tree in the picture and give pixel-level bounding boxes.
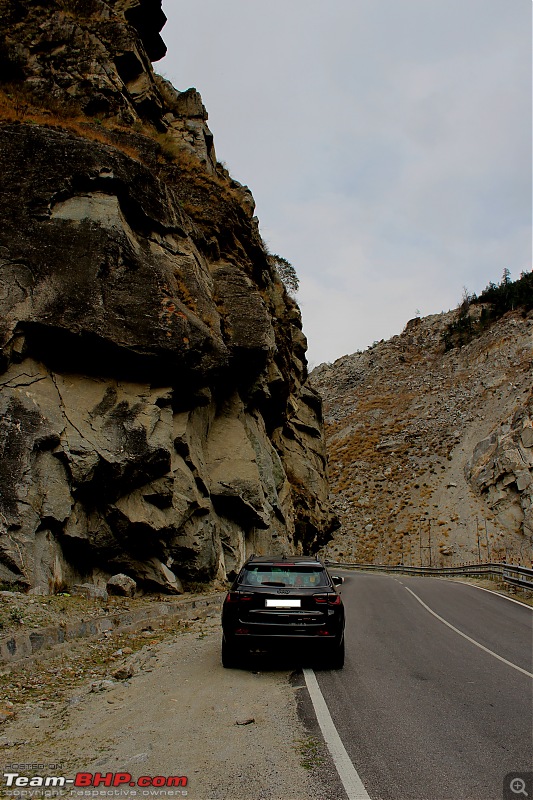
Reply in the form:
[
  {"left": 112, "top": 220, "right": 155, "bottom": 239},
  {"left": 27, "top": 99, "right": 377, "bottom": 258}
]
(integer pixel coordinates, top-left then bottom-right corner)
[{"left": 267, "top": 253, "right": 299, "bottom": 295}]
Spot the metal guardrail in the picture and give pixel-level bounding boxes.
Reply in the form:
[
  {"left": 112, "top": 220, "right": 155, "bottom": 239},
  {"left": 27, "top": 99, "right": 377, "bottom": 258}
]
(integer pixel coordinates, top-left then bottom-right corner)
[
  {"left": 325, "top": 561, "right": 533, "bottom": 591},
  {"left": 501, "top": 565, "right": 533, "bottom": 591}
]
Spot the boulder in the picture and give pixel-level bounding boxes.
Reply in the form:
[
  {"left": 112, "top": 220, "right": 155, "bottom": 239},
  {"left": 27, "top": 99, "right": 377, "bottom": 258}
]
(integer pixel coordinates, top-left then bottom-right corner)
[
  {"left": 107, "top": 574, "right": 137, "bottom": 597},
  {"left": 521, "top": 426, "right": 533, "bottom": 449},
  {"left": 72, "top": 584, "right": 109, "bottom": 601}
]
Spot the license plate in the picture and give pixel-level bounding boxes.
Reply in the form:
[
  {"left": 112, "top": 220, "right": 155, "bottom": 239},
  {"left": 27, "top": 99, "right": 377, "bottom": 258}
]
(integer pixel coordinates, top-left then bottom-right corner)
[{"left": 266, "top": 599, "right": 301, "bottom": 608}]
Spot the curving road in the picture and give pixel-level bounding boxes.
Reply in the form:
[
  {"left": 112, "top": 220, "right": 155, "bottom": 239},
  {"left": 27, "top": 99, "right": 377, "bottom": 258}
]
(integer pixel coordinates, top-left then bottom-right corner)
[{"left": 315, "top": 572, "right": 533, "bottom": 800}]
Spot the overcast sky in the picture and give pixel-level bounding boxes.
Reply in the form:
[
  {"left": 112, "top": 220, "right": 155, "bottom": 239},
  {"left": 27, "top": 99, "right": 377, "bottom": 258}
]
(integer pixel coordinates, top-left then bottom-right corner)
[{"left": 159, "top": 0, "right": 532, "bottom": 367}]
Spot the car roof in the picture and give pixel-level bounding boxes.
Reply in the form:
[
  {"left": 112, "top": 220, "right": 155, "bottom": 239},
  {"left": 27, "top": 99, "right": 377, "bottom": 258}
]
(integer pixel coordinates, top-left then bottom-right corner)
[{"left": 245, "top": 555, "right": 325, "bottom": 566}]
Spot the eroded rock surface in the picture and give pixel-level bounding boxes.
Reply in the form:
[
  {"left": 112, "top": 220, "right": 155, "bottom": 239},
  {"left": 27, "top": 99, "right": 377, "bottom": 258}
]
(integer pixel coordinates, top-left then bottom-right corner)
[
  {"left": 466, "top": 397, "right": 533, "bottom": 541},
  {"left": 0, "top": 0, "right": 337, "bottom": 592}
]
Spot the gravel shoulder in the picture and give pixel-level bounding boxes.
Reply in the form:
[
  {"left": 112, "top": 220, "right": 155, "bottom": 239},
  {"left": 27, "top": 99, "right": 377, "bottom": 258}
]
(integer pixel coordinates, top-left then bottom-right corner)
[{"left": 0, "top": 611, "right": 343, "bottom": 800}]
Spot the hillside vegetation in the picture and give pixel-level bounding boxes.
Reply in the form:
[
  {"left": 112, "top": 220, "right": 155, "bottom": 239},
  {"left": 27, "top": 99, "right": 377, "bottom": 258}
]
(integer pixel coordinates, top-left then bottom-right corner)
[{"left": 443, "top": 269, "right": 533, "bottom": 351}]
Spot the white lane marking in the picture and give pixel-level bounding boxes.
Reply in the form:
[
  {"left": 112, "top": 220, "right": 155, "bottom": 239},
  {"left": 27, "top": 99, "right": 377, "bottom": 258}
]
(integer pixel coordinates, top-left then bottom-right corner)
[
  {"left": 303, "top": 668, "right": 371, "bottom": 800},
  {"left": 404, "top": 586, "right": 533, "bottom": 679}
]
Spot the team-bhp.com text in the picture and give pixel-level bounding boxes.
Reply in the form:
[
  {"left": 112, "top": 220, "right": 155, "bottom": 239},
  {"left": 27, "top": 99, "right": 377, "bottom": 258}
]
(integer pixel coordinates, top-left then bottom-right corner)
[{"left": 3, "top": 773, "right": 188, "bottom": 789}]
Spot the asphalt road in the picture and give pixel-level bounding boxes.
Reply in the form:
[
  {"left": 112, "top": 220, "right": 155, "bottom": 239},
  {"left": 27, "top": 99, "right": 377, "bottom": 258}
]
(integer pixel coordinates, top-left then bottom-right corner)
[{"left": 316, "top": 573, "right": 533, "bottom": 800}]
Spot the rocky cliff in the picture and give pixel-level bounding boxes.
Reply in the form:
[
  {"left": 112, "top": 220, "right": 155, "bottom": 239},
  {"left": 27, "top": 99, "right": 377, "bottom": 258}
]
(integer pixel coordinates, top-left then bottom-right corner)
[
  {"left": 0, "top": 0, "right": 337, "bottom": 593},
  {"left": 310, "top": 307, "right": 533, "bottom": 567}
]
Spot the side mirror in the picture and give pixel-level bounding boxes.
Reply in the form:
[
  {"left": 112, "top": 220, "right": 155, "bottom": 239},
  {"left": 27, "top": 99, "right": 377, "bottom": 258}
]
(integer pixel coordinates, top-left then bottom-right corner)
[{"left": 332, "top": 575, "right": 344, "bottom": 585}]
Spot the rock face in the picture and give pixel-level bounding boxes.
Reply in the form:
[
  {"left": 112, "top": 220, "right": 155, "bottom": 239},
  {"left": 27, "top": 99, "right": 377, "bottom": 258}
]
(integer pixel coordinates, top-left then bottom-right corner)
[
  {"left": 310, "top": 309, "right": 533, "bottom": 566},
  {"left": 0, "top": 0, "right": 337, "bottom": 593},
  {"left": 466, "top": 399, "right": 533, "bottom": 542}
]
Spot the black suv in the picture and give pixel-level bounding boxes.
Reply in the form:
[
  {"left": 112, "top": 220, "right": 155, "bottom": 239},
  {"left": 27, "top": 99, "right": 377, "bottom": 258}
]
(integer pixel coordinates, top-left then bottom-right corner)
[{"left": 221, "top": 555, "right": 345, "bottom": 669}]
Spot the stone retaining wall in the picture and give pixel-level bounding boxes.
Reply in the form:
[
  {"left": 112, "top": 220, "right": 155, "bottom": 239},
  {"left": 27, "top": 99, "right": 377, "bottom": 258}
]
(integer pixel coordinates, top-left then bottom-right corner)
[{"left": 0, "top": 593, "right": 224, "bottom": 664}]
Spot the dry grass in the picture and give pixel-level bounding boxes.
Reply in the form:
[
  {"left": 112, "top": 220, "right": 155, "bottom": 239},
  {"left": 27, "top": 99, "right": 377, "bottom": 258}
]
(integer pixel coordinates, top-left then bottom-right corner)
[
  {"left": 357, "top": 391, "right": 416, "bottom": 415},
  {"left": 0, "top": 86, "right": 231, "bottom": 188},
  {"left": 0, "top": 84, "right": 253, "bottom": 234},
  {"left": 0, "top": 87, "right": 142, "bottom": 160}
]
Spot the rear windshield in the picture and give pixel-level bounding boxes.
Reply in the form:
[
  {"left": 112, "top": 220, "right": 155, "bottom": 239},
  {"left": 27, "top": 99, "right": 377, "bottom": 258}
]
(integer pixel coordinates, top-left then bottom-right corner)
[{"left": 240, "top": 565, "right": 329, "bottom": 588}]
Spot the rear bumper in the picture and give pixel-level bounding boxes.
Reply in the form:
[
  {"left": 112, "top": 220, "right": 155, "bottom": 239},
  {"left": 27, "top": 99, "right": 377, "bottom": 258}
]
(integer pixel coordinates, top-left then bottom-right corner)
[{"left": 223, "top": 625, "right": 344, "bottom": 647}]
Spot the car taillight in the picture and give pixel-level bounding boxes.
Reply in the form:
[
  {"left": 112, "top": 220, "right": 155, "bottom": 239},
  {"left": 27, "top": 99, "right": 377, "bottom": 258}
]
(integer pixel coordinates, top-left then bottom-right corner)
[
  {"left": 225, "top": 592, "right": 253, "bottom": 603},
  {"left": 313, "top": 594, "right": 341, "bottom": 605}
]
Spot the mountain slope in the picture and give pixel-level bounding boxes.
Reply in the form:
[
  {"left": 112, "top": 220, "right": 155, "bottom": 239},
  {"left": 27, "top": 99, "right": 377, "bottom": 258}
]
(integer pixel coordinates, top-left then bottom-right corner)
[{"left": 310, "top": 307, "right": 533, "bottom": 566}]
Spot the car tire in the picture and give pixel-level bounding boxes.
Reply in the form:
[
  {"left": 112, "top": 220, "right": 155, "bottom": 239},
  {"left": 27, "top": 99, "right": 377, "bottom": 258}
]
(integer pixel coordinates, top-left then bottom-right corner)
[
  {"left": 329, "top": 636, "right": 345, "bottom": 669},
  {"left": 221, "top": 636, "right": 240, "bottom": 669}
]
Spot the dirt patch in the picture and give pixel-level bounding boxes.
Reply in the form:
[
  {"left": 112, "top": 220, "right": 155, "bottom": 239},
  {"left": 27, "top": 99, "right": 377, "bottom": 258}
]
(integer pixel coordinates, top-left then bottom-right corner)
[
  {"left": 0, "top": 587, "right": 225, "bottom": 706},
  {"left": 0, "top": 616, "right": 341, "bottom": 800}
]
